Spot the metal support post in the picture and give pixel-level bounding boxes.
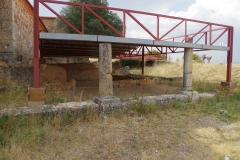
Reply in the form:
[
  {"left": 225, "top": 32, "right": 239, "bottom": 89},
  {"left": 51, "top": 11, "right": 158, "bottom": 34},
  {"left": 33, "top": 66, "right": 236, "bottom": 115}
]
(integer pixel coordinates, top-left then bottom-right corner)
[
  {"left": 142, "top": 46, "right": 145, "bottom": 76},
  {"left": 34, "top": 0, "right": 40, "bottom": 88}
]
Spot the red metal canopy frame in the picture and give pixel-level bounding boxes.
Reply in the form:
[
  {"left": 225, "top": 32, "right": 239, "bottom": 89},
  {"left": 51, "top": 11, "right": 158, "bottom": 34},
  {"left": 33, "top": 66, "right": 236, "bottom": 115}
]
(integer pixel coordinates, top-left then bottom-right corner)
[{"left": 33, "top": 0, "right": 234, "bottom": 88}]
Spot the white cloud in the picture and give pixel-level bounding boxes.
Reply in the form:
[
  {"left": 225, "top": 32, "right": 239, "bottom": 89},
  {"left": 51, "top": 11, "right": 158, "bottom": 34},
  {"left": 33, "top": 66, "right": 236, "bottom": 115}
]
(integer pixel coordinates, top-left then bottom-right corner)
[{"left": 170, "top": 0, "right": 240, "bottom": 27}]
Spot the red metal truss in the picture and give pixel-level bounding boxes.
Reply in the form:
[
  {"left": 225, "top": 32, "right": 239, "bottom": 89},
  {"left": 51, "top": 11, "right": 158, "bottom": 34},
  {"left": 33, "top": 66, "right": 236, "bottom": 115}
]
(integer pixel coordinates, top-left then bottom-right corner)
[{"left": 33, "top": 0, "right": 234, "bottom": 88}]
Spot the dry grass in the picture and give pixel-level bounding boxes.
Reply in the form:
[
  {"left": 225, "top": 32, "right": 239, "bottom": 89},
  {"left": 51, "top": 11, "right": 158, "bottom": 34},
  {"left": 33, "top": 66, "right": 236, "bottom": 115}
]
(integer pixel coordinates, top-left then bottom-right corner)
[
  {"left": 131, "top": 62, "right": 240, "bottom": 83},
  {"left": 1, "top": 102, "right": 240, "bottom": 160},
  {"left": 1, "top": 62, "right": 240, "bottom": 159}
]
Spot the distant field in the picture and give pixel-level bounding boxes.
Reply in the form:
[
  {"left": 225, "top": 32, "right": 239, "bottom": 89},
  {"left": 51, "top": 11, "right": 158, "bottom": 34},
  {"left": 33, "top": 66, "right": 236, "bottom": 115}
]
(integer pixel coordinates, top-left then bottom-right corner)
[{"left": 131, "top": 62, "right": 240, "bottom": 83}]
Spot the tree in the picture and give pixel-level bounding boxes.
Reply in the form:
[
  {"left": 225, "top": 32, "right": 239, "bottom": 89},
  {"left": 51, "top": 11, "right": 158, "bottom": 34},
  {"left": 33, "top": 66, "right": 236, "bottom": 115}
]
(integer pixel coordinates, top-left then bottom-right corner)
[
  {"left": 182, "top": 53, "right": 202, "bottom": 63},
  {"left": 192, "top": 53, "right": 202, "bottom": 63},
  {"left": 55, "top": 0, "right": 123, "bottom": 36}
]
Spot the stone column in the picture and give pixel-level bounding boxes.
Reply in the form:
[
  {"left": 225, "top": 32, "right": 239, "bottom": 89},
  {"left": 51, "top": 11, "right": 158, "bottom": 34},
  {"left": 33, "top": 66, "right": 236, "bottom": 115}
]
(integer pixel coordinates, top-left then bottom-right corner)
[
  {"left": 99, "top": 43, "right": 113, "bottom": 97},
  {"left": 182, "top": 38, "right": 193, "bottom": 91},
  {"left": 94, "top": 43, "right": 120, "bottom": 106}
]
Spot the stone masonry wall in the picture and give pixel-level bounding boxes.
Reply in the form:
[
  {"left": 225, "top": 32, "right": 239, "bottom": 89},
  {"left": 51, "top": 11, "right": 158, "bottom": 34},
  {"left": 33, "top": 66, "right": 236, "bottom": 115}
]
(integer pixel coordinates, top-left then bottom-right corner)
[
  {"left": 0, "top": 0, "right": 47, "bottom": 85},
  {"left": 40, "top": 17, "right": 64, "bottom": 33}
]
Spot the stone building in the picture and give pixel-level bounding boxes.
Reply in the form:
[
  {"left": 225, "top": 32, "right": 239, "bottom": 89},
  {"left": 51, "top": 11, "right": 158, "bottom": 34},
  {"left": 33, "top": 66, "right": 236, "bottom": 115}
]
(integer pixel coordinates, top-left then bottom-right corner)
[{"left": 0, "top": 0, "right": 53, "bottom": 86}]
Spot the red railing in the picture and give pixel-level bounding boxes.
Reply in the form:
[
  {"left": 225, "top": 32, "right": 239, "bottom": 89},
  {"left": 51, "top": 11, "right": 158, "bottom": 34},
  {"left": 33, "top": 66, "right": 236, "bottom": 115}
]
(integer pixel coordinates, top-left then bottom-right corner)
[{"left": 33, "top": 0, "right": 234, "bottom": 87}]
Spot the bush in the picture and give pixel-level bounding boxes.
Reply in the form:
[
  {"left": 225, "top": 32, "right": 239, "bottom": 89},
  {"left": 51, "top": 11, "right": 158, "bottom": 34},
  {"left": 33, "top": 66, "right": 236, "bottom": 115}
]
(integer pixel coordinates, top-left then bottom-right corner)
[
  {"left": 182, "top": 53, "right": 202, "bottom": 63},
  {"left": 119, "top": 59, "right": 140, "bottom": 68},
  {"left": 192, "top": 53, "right": 203, "bottom": 63}
]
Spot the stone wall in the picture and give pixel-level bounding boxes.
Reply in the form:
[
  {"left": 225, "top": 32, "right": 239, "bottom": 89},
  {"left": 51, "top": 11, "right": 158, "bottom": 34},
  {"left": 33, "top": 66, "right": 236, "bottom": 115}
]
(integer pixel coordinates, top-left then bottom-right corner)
[
  {"left": 40, "top": 17, "right": 64, "bottom": 33},
  {"left": 0, "top": 0, "right": 47, "bottom": 85}
]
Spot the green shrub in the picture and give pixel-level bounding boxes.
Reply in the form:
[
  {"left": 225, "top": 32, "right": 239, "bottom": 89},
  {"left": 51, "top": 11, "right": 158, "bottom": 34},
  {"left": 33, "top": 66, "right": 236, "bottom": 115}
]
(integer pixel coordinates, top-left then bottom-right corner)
[{"left": 120, "top": 59, "right": 140, "bottom": 68}]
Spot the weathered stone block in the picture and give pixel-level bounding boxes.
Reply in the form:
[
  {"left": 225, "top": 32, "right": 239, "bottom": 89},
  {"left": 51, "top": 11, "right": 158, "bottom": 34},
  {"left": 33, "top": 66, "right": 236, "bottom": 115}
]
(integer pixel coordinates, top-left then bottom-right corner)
[
  {"left": 93, "top": 96, "right": 120, "bottom": 106},
  {"left": 0, "top": 60, "right": 7, "bottom": 67},
  {"left": 119, "top": 84, "right": 125, "bottom": 88},
  {"left": 99, "top": 43, "right": 112, "bottom": 74},
  {"left": 155, "top": 79, "right": 161, "bottom": 85},
  {"left": 28, "top": 101, "right": 45, "bottom": 107},
  {"left": 1, "top": 40, "right": 14, "bottom": 52},
  {"left": 40, "top": 64, "right": 48, "bottom": 72},
  {"left": 2, "top": 21, "right": 13, "bottom": 31},
  {"left": 124, "top": 84, "right": 132, "bottom": 87},
  {"left": 0, "top": 30, "right": 13, "bottom": 40},
  {"left": 99, "top": 73, "right": 113, "bottom": 97},
  {"left": 221, "top": 82, "right": 237, "bottom": 91},
  {"left": 3, "top": 0, "right": 13, "bottom": 9},
  {"left": 0, "top": 9, "right": 13, "bottom": 21},
  {"left": 0, "top": 2, "right": 3, "bottom": 9}
]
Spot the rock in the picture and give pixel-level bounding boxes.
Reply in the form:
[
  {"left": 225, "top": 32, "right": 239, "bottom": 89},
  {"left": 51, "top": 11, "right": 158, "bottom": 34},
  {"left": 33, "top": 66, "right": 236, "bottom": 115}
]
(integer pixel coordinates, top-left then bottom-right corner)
[
  {"left": 0, "top": 60, "right": 7, "bottom": 67},
  {"left": 224, "top": 155, "right": 231, "bottom": 160},
  {"left": 219, "top": 110, "right": 228, "bottom": 115}
]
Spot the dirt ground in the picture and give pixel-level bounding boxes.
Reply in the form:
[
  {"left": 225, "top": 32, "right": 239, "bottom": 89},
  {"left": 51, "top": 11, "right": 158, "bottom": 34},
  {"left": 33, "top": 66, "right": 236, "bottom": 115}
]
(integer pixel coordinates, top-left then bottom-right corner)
[
  {"left": 2, "top": 109, "right": 239, "bottom": 160},
  {"left": 74, "top": 81, "right": 181, "bottom": 101}
]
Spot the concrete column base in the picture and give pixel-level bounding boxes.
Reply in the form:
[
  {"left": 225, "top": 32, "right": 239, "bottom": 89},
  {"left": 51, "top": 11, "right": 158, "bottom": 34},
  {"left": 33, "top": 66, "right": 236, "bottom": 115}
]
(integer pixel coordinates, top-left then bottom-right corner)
[
  {"left": 28, "top": 87, "right": 46, "bottom": 106},
  {"left": 93, "top": 96, "right": 120, "bottom": 106},
  {"left": 220, "top": 82, "right": 237, "bottom": 91}
]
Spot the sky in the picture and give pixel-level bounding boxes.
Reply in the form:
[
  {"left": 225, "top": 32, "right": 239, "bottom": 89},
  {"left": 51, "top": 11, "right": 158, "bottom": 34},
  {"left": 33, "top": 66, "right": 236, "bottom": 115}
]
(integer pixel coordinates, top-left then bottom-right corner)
[{"left": 29, "top": 0, "right": 240, "bottom": 63}]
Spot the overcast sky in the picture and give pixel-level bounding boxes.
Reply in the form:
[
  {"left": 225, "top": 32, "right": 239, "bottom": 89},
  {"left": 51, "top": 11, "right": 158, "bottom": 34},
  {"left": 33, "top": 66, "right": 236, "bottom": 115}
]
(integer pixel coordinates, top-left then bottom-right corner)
[{"left": 29, "top": 0, "right": 240, "bottom": 63}]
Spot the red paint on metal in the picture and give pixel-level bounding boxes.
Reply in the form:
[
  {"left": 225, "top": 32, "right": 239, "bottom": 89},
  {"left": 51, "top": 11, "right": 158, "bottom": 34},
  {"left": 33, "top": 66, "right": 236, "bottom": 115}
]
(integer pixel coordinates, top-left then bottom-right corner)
[
  {"left": 185, "top": 21, "right": 187, "bottom": 41},
  {"left": 211, "top": 28, "right": 229, "bottom": 45},
  {"left": 126, "top": 12, "right": 157, "bottom": 39},
  {"left": 191, "top": 24, "right": 209, "bottom": 39},
  {"left": 227, "top": 27, "right": 233, "bottom": 82},
  {"left": 119, "top": 55, "right": 164, "bottom": 61},
  {"left": 34, "top": 0, "right": 234, "bottom": 85},
  {"left": 157, "top": 16, "right": 160, "bottom": 39},
  {"left": 142, "top": 46, "right": 145, "bottom": 76},
  {"left": 123, "top": 11, "right": 126, "bottom": 37},
  {"left": 162, "top": 27, "right": 226, "bottom": 41},
  {"left": 160, "top": 20, "right": 184, "bottom": 40},
  {"left": 195, "top": 32, "right": 206, "bottom": 44},
  {"left": 85, "top": 6, "right": 123, "bottom": 37},
  {"left": 82, "top": 6, "right": 84, "bottom": 34},
  {"left": 34, "top": 0, "right": 39, "bottom": 88},
  {"left": 205, "top": 32, "right": 208, "bottom": 45},
  {"left": 42, "top": 0, "right": 230, "bottom": 27},
  {"left": 41, "top": 2, "right": 82, "bottom": 34},
  {"left": 209, "top": 24, "right": 212, "bottom": 45}
]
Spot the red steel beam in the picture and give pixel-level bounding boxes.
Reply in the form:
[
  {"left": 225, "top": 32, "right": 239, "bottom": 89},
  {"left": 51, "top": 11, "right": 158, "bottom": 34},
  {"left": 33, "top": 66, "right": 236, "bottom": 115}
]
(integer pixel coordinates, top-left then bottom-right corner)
[
  {"left": 142, "top": 46, "right": 145, "bottom": 76},
  {"left": 162, "top": 27, "right": 226, "bottom": 41},
  {"left": 227, "top": 27, "right": 233, "bottom": 82},
  {"left": 205, "top": 32, "right": 208, "bottom": 45},
  {"left": 160, "top": 20, "right": 184, "bottom": 40},
  {"left": 41, "top": 0, "right": 230, "bottom": 27},
  {"left": 123, "top": 11, "right": 126, "bottom": 37},
  {"left": 185, "top": 21, "right": 187, "bottom": 40},
  {"left": 41, "top": 2, "right": 82, "bottom": 34},
  {"left": 191, "top": 24, "right": 209, "bottom": 39},
  {"left": 40, "top": 0, "right": 231, "bottom": 45},
  {"left": 126, "top": 12, "right": 157, "bottom": 39},
  {"left": 195, "top": 32, "right": 206, "bottom": 44},
  {"left": 85, "top": 6, "right": 123, "bottom": 37},
  {"left": 209, "top": 24, "right": 212, "bottom": 45},
  {"left": 34, "top": 0, "right": 40, "bottom": 88},
  {"left": 157, "top": 16, "right": 160, "bottom": 39},
  {"left": 211, "top": 27, "right": 229, "bottom": 45},
  {"left": 82, "top": 6, "right": 84, "bottom": 34}
]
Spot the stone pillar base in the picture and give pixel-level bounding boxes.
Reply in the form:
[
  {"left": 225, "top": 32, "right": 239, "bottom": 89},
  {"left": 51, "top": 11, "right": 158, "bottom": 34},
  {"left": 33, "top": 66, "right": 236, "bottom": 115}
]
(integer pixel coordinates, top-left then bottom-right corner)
[
  {"left": 28, "top": 87, "right": 46, "bottom": 106},
  {"left": 178, "top": 90, "right": 199, "bottom": 102},
  {"left": 220, "top": 82, "right": 237, "bottom": 91},
  {"left": 93, "top": 96, "right": 120, "bottom": 106},
  {"left": 181, "top": 86, "right": 192, "bottom": 91}
]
